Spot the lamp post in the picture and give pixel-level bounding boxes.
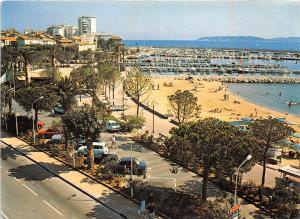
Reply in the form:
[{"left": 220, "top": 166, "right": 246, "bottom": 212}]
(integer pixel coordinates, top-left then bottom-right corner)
[
  {"left": 130, "top": 139, "right": 133, "bottom": 197},
  {"left": 32, "top": 96, "right": 44, "bottom": 144},
  {"left": 234, "top": 154, "right": 252, "bottom": 204}
]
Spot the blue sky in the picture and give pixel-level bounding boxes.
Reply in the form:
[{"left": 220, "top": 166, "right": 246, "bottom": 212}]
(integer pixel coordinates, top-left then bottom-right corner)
[{"left": 1, "top": 0, "right": 300, "bottom": 40}]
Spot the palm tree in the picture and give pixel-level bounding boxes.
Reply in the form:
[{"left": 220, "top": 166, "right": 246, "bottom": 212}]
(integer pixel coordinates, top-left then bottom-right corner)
[
  {"left": 50, "top": 75, "right": 88, "bottom": 151},
  {"left": 19, "top": 46, "right": 34, "bottom": 84}
]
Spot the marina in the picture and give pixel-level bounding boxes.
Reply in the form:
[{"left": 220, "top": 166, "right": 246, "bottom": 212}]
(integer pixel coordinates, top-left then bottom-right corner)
[{"left": 125, "top": 48, "right": 300, "bottom": 81}]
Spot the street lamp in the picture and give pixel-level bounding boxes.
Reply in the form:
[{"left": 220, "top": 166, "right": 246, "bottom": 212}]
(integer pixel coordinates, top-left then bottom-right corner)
[
  {"left": 130, "top": 139, "right": 134, "bottom": 197},
  {"left": 32, "top": 96, "right": 44, "bottom": 144},
  {"left": 234, "top": 154, "right": 252, "bottom": 204}
]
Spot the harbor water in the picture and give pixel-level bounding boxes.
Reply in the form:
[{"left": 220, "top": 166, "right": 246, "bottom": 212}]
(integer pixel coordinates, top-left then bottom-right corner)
[
  {"left": 124, "top": 40, "right": 300, "bottom": 52},
  {"left": 227, "top": 83, "right": 300, "bottom": 117}
]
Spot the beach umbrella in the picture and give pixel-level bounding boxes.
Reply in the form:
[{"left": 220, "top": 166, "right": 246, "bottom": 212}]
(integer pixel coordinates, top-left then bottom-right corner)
[
  {"left": 292, "top": 133, "right": 300, "bottom": 138},
  {"left": 293, "top": 144, "right": 300, "bottom": 152}
]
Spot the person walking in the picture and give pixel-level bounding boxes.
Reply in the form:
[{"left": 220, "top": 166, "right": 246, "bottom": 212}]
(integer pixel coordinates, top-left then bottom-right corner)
[
  {"left": 147, "top": 202, "right": 156, "bottom": 219},
  {"left": 111, "top": 134, "right": 116, "bottom": 149}
]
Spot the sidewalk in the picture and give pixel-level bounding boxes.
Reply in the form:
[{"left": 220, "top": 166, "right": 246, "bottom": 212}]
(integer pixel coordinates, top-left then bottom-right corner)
[{"left": 1, "top": 131, "right": 141, "bottom": 219}]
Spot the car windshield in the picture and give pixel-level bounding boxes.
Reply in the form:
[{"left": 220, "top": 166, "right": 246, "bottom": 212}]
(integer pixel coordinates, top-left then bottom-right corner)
[{"left": 111, "top": 122, "right": 118, "bottom": 126}]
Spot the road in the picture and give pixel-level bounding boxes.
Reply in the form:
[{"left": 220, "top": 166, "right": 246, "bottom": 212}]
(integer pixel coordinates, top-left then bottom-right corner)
[{"left": 0, "top": 142, "right": 122, "bottom": 219}]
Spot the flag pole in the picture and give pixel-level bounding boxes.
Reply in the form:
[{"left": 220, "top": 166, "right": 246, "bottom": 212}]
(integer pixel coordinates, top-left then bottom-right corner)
[{"left": 12, "top": 70, "right": 19, "bottom": 136}]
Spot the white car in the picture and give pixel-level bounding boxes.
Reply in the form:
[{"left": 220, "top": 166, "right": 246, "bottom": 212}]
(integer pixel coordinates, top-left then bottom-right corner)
[
  {"left": 106, "top": 120, "right": 121, "bottom": 132},
  {"left": 77, "top": 142, "right": 109, "bottom": 158}
]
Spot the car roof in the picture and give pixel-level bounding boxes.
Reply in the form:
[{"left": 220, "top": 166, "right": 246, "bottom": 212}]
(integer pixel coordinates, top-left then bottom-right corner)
[
  {"left": 108, "top": 120, "right": 118, "bottom": 123},
  {"left": 93, "top": 142, "right": 106, "bottom": 146},
  {"left": 120, "top": 157, "right": 137, "bottom": 162}
]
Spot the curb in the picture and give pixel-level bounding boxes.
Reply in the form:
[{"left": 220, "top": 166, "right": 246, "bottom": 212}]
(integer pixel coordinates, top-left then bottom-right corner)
[{"left": 0, "top": 140, "right": 128, "bottom": 219}]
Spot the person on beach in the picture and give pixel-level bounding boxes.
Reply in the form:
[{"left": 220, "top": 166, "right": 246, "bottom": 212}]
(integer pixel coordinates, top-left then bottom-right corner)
[{"left": 111, "top": 135, "right": 116, "bottom": 148}]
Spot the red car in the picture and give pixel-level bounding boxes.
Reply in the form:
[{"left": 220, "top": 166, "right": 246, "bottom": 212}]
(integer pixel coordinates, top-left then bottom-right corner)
[{"left": 38, "top": 128, "right": 63, "bottom": 139}]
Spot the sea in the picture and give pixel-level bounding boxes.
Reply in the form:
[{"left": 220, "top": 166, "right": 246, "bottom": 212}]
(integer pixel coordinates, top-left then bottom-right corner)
[
  {"left": 123, "top": 40, "right": 300, "bottom": 51},
  {"left": 227, "top": 83, "right": 300, "bottom": 117},
  {"left": 124, "top": 40, "right": 300, "bottom": 117}
]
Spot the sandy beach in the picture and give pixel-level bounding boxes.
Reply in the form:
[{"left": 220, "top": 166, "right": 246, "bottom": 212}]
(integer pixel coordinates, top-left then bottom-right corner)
[{"left": 144, "top": 76, "right": 300, "bottom": 134}]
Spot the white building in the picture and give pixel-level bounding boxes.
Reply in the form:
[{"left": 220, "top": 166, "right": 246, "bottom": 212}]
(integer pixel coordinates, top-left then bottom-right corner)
[
  {"left": 65, "top": 25, "right": 78, "bottom": 38},
  {"left": 47, "top": 25, "right": 66, "bottom": 37},
  {"left": 96, "top": 32, "right": 113, "bottom": 41},
  {"left": 78, "top": 16, "right": 96, "bottom": 35}
]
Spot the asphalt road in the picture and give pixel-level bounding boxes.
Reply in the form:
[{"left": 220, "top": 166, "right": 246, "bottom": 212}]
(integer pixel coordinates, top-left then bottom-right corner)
[{"left": 0, "top": 143, "right": 122, "bottom": 219}]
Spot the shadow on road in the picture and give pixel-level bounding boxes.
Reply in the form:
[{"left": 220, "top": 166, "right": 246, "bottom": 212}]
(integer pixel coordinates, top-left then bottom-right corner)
[
  {"left": 8, "top": 162, "right": 70, "bottom": 181},
  {"left": 1, "top": 147, "right": 20, "bottom": 160}
]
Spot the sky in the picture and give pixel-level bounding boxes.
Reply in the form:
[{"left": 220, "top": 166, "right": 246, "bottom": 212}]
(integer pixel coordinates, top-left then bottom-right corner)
[{"left": 1, "top": 0, "right": 300, "bottom": 40}]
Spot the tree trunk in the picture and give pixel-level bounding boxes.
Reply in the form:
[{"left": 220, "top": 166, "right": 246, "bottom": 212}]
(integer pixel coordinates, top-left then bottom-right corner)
[
  {"left": 260, "top": 145, "right": 269, "bottom": 200},
  {"left": 136, "top": 96, "right": 140, "bottom": 117},
  {"left": 24, "top": 60, "right": 29, "bottom": 84},
  {"left": 87, "top": 143, "right": 94, "bottom": 170},
  {"left": 112, "top": 85, "right": 115, "bottom": 106},
  {"left": 202, "top": 165, "right": 209, "bottom": 201},
  {"left": 63, "top": 126, "right": 69, "bottom": 152}
]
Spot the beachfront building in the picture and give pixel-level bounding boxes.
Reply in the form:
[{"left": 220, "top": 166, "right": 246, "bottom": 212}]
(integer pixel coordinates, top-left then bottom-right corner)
[{"left": 78, "top": 16, "right": 96, "bottom": 35}]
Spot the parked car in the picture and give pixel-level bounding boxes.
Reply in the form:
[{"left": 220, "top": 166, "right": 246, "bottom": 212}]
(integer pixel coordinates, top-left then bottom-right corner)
[
  {"left": 37, "top": 120, "right": 45, "bottom": 129},
  {"left": 101, "top": 153, "right": 119, "bottom": 163},
  {"left": 50, "top": 134, "right": 65, "bottom": 144},
  {"left": 116, "top": 157, "right": 147, "bottom": 176},
  {"left": 106, "top": 120, "right": 121, "bottom": 132},
  {"left": 77, "top": 142, "right": 109, "bottom": 159},
  {"left": 38, "top": 128, "right": 63, "bottom": 139},
  {"left": 53, "top": 105, "right": 64, "bottom": 114}
]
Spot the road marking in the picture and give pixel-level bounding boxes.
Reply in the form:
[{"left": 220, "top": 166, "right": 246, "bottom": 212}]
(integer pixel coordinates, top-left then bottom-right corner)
[
  {"left": 22, "top": 184, "right": 38, "bottom": 196},
  {"left": 43, "top": 200, "right": 63, "bottom": 216},
  {"left": 1, "top": 211, "right": 9, "bottom": 219},
  {"left": 14, "top": 177, "right": 20, "bottom": 182}
]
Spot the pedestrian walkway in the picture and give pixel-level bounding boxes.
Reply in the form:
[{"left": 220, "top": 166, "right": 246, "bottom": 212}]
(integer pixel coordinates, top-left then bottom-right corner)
[{"left": 0, "top": 131, "right": 141, "bottom": 219}]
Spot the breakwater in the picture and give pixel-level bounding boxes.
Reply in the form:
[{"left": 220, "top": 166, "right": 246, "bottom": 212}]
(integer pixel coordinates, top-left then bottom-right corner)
[{"left": 200, "top": 76, "right": 300, "bottom": 84}]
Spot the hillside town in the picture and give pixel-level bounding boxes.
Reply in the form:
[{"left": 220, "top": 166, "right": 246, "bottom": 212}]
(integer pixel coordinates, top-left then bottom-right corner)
[{"left": 1, "top": 16, "right": 122, "bottom": 51}]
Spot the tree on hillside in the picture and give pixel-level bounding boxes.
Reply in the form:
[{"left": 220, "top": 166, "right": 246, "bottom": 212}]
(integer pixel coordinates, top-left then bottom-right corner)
[
  {"left": 124, "top": 67, "right": 152, "bottom": 116},
  {"left": 15, "top": 85, "right": 59, "bottom": 128},
  {"left": 249, "top": 118, "right": 294, "bottom": 199},
  {"left": 168, "top": 90, "right": 201, "bottom": 124},
  {"left": 62, "top": 104, "right": 109, "bottom": 169},
  {"left": 165, "top": 118, "right": 259, "bottom": 201}
]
